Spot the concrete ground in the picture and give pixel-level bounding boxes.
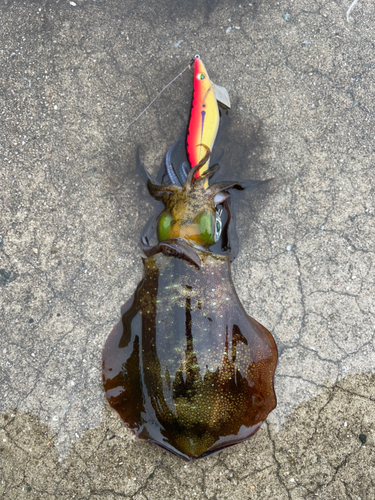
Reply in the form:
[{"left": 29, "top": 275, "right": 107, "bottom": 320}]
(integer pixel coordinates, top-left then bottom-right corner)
[{"left": 1, "top": 0, "right": 374, "bottom": 498}]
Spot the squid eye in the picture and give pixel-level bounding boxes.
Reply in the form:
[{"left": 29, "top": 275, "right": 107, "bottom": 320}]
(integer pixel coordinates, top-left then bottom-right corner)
[
  {"left": 197, "top": 73, "right": 205, "bottom": 80},
  {"left": 194, "top": 211, "right": 214, "bottom": 246},
  {"left": 214, "top": 210, "right": 222, "bottom": 243},
  {"left": 157, "top": 213, "right": 172, "bottom": 242}
]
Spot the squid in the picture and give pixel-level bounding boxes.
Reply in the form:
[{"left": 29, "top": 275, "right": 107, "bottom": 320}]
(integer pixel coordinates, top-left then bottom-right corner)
[{"left": 102, "top": 56, "right": 278, "bottom": 461}]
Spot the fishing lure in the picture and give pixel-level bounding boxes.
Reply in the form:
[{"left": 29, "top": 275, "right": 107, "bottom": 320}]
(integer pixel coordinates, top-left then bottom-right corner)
[
  {"left": 102, "top": 57, "right": 278, "bottom": 461},
  {"left": 162, "top": 56, "right": 230, "bottom": 188},
  {"left": 186, "top": 56, "right": 220, "bottom": 182}
]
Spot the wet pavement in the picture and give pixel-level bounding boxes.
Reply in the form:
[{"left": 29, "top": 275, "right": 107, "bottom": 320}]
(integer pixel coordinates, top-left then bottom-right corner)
[{"left": 1, "top": 0, "right": 374, "bottom": 498}]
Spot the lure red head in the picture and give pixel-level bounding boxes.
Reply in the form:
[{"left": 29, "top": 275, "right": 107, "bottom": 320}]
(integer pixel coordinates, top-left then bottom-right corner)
[{"left": 186, "top": 57, "right": 220, "bottom": 181}]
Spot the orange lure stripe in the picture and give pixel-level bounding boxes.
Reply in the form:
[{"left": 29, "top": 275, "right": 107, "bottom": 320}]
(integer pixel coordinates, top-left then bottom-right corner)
[{"left": 186, "top": 57, "right": 220, "bottom": 180}]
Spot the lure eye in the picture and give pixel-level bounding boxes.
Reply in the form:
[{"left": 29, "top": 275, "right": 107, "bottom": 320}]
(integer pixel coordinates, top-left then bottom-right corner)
[
  {"left": 157, "top": 212, "right": 173, "bottom": 242},
  {"left": 197, "top": 73, "right": 205, "bottom": 80}
]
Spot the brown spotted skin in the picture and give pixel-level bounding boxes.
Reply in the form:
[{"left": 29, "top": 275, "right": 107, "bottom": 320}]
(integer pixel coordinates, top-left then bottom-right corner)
[{"left": 102, "top": 250, "right": 278, "bottom": 460}]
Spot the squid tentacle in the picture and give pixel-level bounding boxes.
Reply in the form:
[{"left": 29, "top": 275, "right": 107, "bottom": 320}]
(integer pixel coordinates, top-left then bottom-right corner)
[
  {"left": 165, "top": 139, "right": 182, "bottom": 186},
  {"left": 179, "top": 162, "right": 189, "bottom": 183}
]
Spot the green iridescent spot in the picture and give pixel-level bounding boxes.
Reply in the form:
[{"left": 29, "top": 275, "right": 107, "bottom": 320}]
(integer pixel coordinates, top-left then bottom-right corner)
[
  {"left": 195, "top": 211, "right": 214, "bottom": 246},
  {"left": 157, "top": 212, "right": 172, "bottom": 241}
]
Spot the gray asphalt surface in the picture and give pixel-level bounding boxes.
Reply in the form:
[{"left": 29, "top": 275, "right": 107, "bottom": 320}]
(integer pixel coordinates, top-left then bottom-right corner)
[{"left": 1, "top": 0, "right": 374, "bottom": 498}]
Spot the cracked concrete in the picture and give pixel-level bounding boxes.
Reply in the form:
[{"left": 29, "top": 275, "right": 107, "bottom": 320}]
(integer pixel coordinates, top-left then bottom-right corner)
[{"left": 1, "top": 0, "right": 374, "bottom": 498}]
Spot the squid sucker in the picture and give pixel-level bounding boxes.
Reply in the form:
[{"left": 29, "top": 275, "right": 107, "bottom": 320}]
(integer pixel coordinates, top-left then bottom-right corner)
[{"left": 102, "top": 58, "right": 278, "bottom": 461}]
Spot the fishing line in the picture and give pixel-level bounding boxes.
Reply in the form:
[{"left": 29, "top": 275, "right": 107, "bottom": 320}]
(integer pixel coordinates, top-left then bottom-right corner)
[
  {"left": 346, "top": 0, "right": 360, "bottom": 21},
  {"left": 118, "top": 58, "right": 197, "bottom": 140}
]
